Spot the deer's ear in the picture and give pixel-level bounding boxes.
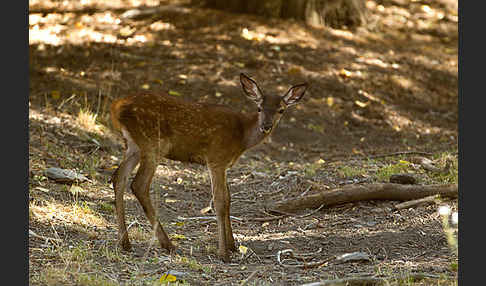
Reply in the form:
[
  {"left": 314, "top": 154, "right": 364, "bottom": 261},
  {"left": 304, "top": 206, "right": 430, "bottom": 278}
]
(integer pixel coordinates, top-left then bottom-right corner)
[
  {"left": 240, "top": 73, "right": 264, "bottom": 104},
  {"left": 282, "top": 83, "right": 308, "bottom": 106}
]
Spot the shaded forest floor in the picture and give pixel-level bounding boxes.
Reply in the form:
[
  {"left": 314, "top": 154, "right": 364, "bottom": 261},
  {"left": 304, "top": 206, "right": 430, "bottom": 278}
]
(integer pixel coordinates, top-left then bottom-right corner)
[{"left": 29, "top": 0, "right": 458, "bottom": 285}]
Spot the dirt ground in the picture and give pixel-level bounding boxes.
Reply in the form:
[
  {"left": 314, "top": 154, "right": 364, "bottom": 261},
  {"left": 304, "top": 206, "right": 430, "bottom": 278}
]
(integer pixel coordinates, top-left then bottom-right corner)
[{"left": 29, "top": 0, "right": 458, "bottom": 285}]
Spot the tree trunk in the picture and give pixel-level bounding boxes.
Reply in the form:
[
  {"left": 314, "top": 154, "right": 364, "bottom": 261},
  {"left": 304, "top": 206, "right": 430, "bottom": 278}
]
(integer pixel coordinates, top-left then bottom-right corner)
[{"left": 193, "top": 0, "right": 367, "bottom": 29}]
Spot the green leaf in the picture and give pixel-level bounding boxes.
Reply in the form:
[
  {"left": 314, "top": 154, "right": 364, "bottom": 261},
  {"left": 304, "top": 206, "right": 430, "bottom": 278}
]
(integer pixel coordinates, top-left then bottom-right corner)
[{"left": 169, "top": 90, "right": 181, "bottom": 96}]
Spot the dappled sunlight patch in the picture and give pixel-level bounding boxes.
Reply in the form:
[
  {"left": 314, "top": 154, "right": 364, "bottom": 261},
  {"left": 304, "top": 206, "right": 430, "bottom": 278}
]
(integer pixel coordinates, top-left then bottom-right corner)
[
  {"left": 240, "top": 25, "right": 319, "bottom": 49},
  {"left": 235, "top": 230, "right": 307, "bottom": 243},
  {"left": 68, "top": 26, "right": 119, "bottom": 44},
  {"left": 32, "top": 248, "right": 121, "bottom": 286},
  {"left": 149, "top": 20, "right": 175, "bottom": 31},
  {"left": 327, "top": 28, "right": 355, "bottom": 40},
  {"left": 29, "top": 23, "right": 64, "bottom": 46},
  {"left": 30, "top": 0, "right": 162, "bottom": 11},
  {"left": 29, "top": 10, "right": 158, "bottom": 46},
  {"left": 30, "top": 199, "right": 109, "bottom": 228}
]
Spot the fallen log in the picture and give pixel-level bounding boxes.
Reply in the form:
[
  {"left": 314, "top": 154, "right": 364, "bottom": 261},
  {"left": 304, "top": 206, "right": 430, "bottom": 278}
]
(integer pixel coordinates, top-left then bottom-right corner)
[{"left": 271, "top": 183, "right": 457, "bottom": 213}]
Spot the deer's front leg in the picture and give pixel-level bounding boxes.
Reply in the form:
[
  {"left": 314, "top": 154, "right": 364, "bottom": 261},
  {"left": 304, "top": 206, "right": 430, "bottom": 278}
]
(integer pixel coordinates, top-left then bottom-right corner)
[
  {"left": 224, "top": 181, "right": 236, "bottom": 252},
  {"left": 208, "top": 165, "right": 235, "bottom": 262}
]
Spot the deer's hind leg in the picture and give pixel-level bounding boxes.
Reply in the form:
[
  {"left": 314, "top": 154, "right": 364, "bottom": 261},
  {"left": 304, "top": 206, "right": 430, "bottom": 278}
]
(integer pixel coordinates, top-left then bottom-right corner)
[{"left": 113, "top": 128, "right": 141, "bottom": 250}]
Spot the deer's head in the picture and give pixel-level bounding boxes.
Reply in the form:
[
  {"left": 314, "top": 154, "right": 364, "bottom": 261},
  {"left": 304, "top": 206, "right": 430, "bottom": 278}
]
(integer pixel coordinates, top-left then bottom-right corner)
[{"left": 240, "top": 73, "right": 308, "bottom": 134}]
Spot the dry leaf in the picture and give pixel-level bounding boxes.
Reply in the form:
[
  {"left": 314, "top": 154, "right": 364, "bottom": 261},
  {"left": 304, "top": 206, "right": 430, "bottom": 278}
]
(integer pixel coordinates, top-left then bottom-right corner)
[
  {"left": 51, "top": 90, "right": 61, "bottom": 100},
  {"left": 120, "top": 26, "right": 135, "bottom": 37},
  {"left": 326, "top": 97, "right": 334, "bottom": 107},
  {"left": 171, "top": 234, "right": 186, "bottom": 240},
  {"left": 339, "top": 69, "right": 352, "bottom": 78},
  {"left": 354, "top": 100, "right": 369, "bottom": 108},
  {"left": 160, "top": 273, "right": 177, "bottom": 283},
  {"left": 288, "top": 66, "right": 302, "bottom": 76},
  {"left": 239, "top": 245, "right": 248, "bottom": 255}
]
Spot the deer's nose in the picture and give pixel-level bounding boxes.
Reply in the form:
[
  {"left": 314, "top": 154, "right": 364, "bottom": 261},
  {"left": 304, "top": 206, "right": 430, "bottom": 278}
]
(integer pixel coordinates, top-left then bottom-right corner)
[{"left": 261, "top": 124, "right": 273, "bottom": 133}]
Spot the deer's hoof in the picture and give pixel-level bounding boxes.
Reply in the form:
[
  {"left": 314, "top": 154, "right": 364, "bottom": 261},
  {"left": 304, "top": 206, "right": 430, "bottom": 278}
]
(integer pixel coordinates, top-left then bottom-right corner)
[
  {"left": 168, "top": 246, "right": 183, "bottom": 256},
  {"left": 228, "top": 243, "right": 237, "bottom": 252},
  {"left": 219, "top": 251, "right": 231, "bottom": 263},
  {"left": 119, "top": 239, "right": 132, "bottom": 251}
]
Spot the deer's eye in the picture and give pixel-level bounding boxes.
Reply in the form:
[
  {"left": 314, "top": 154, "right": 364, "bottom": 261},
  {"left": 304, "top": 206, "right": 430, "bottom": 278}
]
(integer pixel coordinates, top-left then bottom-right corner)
[{"left": 278, "top": 109, "right": 285, "bottom": 114}]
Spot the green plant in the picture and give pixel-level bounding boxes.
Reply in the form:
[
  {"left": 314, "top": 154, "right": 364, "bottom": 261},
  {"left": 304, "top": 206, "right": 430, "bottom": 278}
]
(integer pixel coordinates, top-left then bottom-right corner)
[
  {"left": 376, "top": 160, "right": 412, "bottom": 181},
  {"left": 431, "top": 152, "right": 458, "bottom": 184},
  {"left": 307, "top": 123, "right": 324, "bottom": 134},
  {"left": 77, "top": 273, "right": 119, "bottom": 286},
  {"left": 304, "top": 159, "right": 326, "bottom": 176},
  {"left": 338, "top": 165, "right": 366, "bottom": 178},
  {"left": 99, "top": 202, "right": 114, "bottom": 213}
]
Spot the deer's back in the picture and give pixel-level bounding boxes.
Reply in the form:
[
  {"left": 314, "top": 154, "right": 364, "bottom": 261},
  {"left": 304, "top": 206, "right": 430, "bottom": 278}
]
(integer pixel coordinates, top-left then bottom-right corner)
[{"left": 111, "top": 93, "right": 248, "bottom": 165}]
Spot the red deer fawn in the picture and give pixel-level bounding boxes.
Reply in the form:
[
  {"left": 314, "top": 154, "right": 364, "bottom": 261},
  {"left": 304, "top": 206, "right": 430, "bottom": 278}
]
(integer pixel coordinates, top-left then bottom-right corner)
[{"left": 111, "top": 73, "right": 308, "bottom": 262}]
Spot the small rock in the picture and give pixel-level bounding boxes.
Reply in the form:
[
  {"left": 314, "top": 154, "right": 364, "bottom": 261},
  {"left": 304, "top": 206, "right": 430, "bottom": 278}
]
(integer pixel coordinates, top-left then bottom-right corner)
[
  {"left": 45, "top": 167, "right": 89, "bottom": 183},
  {"left": 267, "top": 242, "right": 276, "bottom": 251},
  {"left": 166, "top": 270, "right": 188, "bottom": 277},
  {"left": 365, "top": 220, "right": 377, "bottom": 227},
  {"left": 390, "top": 173, "right": 417, "bottom": 184},
  {"left": 336, "top": 252, "right": 371, "bottom": 263}
]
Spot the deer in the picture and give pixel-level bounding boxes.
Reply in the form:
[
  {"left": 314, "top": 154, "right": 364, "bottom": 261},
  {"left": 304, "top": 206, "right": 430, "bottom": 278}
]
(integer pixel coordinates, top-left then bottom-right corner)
[{"left": 110, "top": 73, "right": 308, "bottom": 262}]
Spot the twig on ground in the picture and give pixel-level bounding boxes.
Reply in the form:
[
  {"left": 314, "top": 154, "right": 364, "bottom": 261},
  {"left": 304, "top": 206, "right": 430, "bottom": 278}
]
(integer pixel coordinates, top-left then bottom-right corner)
[
  {"left": 394, "top": 194, "right": 441, "bottom": 210},
  {"left": 29, "top": 229, "right": 62, "bottom": 243},
  {"left": 56, "top": 93, "right": 77, "bottom": 110},
  {"left": 296, "top": 204, "right": 325, "bottom": 218},
  {"left": 299, "top": 273, "right": 443, "bottom": 286},
  {"left": 306, "top": 180, "right": 330, "bottom": 189},
  {"left": 164, "top": 202, "right": 179, "bottom": 212},
  {"left": 277, "top": 248, "right": 332, "bottom": 269},
  {"left": 300, "top": 185, "right": 312, "bottom": 197},
  {"left": 241, "top": 247, "right": 263, "bottom": 264},
  {"left": 239, "top": 270, "right": 259, "bottom": 286},
  {"left": 251, "top": 204, "right": 324, "bottom": 222},
  {"left": 247, "top": 215, "right": 287, "bottom": 222},
  {"left": 177, "top": 215, "right": 244, "bottom": 222},
  {"left": 366, "top": 151, "right": 432, "bottom": 159},
  {"left": 126, "top": 219, "right": 140, "bottom": 232}
]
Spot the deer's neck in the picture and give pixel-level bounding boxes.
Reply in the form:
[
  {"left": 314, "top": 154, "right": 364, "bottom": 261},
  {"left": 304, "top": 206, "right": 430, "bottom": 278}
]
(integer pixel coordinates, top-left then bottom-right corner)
[{"left": 242, "top": 113, "right": 268, "bottom": 150}]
